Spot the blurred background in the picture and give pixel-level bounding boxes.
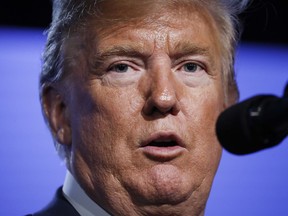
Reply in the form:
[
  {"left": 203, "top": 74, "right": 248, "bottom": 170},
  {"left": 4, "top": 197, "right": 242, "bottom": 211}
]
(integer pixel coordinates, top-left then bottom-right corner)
[{"left": 0, "top": 0, "right": 287, "bottom": 215}]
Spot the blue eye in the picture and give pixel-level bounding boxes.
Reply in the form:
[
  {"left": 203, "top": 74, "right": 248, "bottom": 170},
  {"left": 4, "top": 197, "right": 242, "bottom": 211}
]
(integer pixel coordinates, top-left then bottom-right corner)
[
  {"left": 183, "top": 63, "right": 199, "bottom": 73},
  {"left": 110, "top": 64, "right": 129, "bottom": 73}
]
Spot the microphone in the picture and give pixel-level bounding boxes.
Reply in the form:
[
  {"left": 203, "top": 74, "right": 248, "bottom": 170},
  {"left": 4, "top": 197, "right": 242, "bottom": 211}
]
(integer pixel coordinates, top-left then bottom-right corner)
[{"left": 216, "top": 85, "right": 288, "bottom": 155}]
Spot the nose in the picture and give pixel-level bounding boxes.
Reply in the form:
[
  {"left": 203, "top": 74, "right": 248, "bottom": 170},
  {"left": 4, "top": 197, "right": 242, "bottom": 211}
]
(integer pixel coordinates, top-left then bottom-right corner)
[{"left": 142, "top": 65, "right": 181, "bottom": 117}]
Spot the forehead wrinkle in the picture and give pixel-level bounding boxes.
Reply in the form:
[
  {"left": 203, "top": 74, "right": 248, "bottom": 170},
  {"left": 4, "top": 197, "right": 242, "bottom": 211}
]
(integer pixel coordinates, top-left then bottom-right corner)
[
  {"left": 92, "top": 25, "right": 167, "bottom": 60},
  {"left": 82, "top": 1, "right": 221, "bottom": 71}
]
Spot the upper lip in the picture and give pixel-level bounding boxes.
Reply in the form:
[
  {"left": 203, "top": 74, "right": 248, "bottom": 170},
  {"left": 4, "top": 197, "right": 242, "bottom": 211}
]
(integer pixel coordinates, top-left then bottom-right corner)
[{"left": 140, "top": 131, "right": 186, "bottom": 148}]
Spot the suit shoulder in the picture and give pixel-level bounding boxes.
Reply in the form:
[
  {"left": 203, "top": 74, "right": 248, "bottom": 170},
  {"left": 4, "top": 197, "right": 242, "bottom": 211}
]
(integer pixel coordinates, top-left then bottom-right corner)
[{"left": 27, "top": 187, "right": 79, "bottom": 216}]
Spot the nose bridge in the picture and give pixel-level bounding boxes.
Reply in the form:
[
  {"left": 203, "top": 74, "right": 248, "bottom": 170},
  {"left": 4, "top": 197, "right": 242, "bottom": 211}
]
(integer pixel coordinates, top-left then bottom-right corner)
[
  {"left": 142, "top": 57, "right": 180, "bottom": 115},
  {"left": 151, "top": 64, "right": 174, "bottom": 101}
]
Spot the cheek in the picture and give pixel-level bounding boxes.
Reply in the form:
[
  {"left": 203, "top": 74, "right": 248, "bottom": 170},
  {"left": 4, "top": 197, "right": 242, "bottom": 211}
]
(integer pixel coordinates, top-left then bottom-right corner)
[
  {"left": 185, "top": 85, "right": 223, "bottom": 164},
  {"left": 70, "top": 84, "right": 143, "bottom": 165},
  {"left": 184, "top": 86, "right": 223, "bottom": 129}
]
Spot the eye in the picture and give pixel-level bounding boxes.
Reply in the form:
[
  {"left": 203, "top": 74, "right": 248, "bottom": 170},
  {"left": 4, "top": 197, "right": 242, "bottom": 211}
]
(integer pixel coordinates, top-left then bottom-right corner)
[
  {"left": 108, "top": 63, "right": 130, "bottom": 73},
  {"left": 182, "top": 62, "right": 203, "bottom": 73}
]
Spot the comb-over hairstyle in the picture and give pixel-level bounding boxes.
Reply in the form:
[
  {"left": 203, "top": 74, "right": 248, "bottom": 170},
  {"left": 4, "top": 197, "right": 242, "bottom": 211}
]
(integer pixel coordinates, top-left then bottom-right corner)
[{"left": 40, "top": 0, "right": 250, "bottom": 158}]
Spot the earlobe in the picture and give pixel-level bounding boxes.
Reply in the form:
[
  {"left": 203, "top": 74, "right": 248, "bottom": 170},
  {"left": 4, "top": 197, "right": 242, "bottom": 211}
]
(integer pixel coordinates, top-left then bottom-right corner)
[{"left": 41, "top": 86, "right": 72, "bottom": 146}]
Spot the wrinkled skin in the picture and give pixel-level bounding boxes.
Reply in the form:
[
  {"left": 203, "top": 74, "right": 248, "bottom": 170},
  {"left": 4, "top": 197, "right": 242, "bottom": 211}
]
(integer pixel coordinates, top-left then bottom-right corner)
[{"left": 43, "top": 1, "right": 227, "bottom": 215}]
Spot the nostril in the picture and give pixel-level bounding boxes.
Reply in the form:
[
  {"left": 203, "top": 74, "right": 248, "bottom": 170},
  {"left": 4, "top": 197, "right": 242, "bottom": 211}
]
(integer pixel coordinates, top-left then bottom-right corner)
[
  {"left": 142, "top": 100, "right": 176, "bottom": 116},
  {"left": 142, "top": 93, "right": 180, "bottom": 116}
]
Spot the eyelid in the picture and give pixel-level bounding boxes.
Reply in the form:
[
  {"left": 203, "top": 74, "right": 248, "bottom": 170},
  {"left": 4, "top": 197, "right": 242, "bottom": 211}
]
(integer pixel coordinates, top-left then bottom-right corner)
[
  {"left": 106, "top": 59, "right": 143, "bottom": 73},
  {"left": 173, "top": 55, "right": 213, "bottom": 74},
  {"left": 107, "top": 63, "right": 129, "bottom": 73},
  {"left": 175, "top": 60, "right": 205, "bottom": 71}
]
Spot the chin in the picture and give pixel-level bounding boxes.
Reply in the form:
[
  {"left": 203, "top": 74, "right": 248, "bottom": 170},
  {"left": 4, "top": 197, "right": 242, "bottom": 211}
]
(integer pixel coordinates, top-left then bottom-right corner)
[{"left": 125, "top": 164, "right": 197, "bottom": 206}]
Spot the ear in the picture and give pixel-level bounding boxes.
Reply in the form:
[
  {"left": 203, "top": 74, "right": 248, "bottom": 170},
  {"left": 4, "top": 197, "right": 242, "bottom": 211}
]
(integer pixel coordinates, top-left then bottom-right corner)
[{"left": 41, "top": 86, "right": 72, "bottom": 146}]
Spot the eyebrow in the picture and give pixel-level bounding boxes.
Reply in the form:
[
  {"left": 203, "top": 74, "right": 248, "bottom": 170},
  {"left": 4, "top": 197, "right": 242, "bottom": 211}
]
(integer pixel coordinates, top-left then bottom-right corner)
[
  {"left": 171, "top": 41, "right": 211, "bottom": 58},
  {"left": 89, "top": 45, "right": 150, "bottom": 71},
  {"left": 90, "top": 41, "right": 216, "bottom": 71},
  {"left": 95, "top": 45, "right": 150, "bottom": 60},
  {"left": 171, "top": 41, "right": 218, "bottom": 71},
  {"left": 94, "top": 41, "right": 211, "bottom": 59}
]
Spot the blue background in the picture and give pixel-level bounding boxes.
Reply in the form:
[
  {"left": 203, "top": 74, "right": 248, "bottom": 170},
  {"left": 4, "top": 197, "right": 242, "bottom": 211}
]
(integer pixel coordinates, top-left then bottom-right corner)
[{"left": 0, "top": 27, "right": 287, "bottom": 216}]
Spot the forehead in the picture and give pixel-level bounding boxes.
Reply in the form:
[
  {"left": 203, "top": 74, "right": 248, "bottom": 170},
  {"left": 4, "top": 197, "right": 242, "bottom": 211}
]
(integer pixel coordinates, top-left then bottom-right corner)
[
  {"left": 62, "top": 0, "right": 222, "bottom": 74},
  {"left": 81, "top": 0, "right": 221, "bottom": 53},
  {"left": 91, "top": 0, "right": 217, "bottom": 31}
]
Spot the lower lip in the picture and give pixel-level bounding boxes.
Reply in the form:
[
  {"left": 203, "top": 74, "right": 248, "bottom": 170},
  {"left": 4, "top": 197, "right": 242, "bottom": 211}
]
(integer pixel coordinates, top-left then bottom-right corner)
[{"left": 141, "top": 146, "right": 186, "bottom": 161}]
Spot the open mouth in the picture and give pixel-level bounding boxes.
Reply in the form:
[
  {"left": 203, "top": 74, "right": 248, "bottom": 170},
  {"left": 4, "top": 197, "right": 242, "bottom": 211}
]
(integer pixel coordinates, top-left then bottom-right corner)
[
  {"left": 141, "top": 132, "right": 185, "bottom": 148},
  {"left": 140, "top": 132, "right": 186, "bottom": 161},
  {"left": 148, "top": 140, "right": 178, "bottom": 148}
]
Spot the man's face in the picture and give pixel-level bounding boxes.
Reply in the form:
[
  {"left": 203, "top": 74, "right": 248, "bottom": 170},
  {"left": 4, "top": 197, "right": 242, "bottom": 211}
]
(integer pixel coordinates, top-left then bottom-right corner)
[{"left": 60, "top": 2, "right": 225, "bottom": 215}]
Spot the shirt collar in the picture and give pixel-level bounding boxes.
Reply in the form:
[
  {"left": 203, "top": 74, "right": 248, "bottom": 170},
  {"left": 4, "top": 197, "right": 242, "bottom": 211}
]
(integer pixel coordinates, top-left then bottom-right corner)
[{"left": 62, "top": 170, "right": 110, "bottom": 216}]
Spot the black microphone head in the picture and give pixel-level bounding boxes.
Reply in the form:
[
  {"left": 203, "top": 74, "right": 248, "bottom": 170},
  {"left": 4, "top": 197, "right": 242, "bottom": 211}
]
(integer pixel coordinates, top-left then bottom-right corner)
[
  {"left": 284, "top": 82, "right": 288, "bottom": 98},
  {"left": 216, "top": 95, "right": 287, "bottom": 155}
]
